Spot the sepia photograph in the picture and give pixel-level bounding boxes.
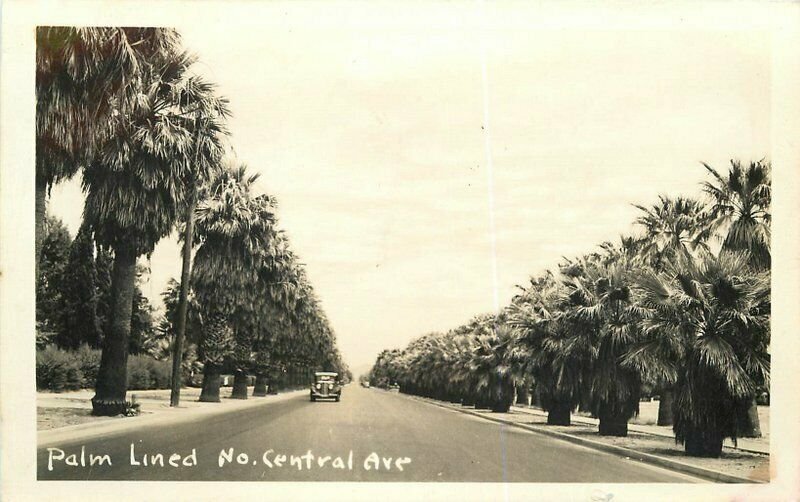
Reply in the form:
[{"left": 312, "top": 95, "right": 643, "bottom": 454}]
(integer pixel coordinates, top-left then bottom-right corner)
[{"left": 2, "top": 1, "right": 800, "bottom": 500}]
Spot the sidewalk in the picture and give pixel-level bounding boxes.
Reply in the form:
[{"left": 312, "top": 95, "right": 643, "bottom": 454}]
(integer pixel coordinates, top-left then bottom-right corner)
[
  {"left": 510, "top": 404, "right": 769, "bottom": 455},
  {"left": 38, "top": 387, "right": 305, "bottom": 447},
  {"left": 407, "top": 395, "right": 769, "bottom": 483}
]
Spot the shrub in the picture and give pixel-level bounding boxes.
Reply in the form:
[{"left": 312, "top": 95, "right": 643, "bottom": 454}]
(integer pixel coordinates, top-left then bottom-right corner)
[
  {"left": 75, "top": 344, "right": 101, "bottom": 388},
  {"left": 147, "top": 358, "right": 172, "bottom": 389},
  {"left": 37, "top": 346, "right": 173, "bottom": 392},
  {"left": 126, "top": 354, "right": 172, "bottom": 390},
  {"left": 127, "top": 355, "right": 154, "bottom": 390},
  {"left": 124, "top": 395, "right": 141, "bottom": 416},
  {"left": 36, "top": 327, "right": 56, "bottom": 350},
  {"left": 36, "top": 345, "right": 77, "bottom": 392},
  {"left": 36, "top": 345, "right": 99, "bottom": 391},
  {"left": 64, "top": 366, "right": 84, "bottom": 391}
]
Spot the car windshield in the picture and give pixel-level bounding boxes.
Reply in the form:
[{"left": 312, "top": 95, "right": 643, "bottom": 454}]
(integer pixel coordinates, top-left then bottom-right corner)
[{"left": 316, "top": 375, "right": 336, "bottom": 383}]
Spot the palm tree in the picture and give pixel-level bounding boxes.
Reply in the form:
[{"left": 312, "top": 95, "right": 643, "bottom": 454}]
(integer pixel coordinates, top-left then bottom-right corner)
[
  {"left": 230, "top": 326, "right": 255, "bottom": 399},
  {"left": 633, "top": 196, "right": 711, "bottom": 270},
  {"left": 469, "top": 315, "right": 525, "bottom": 413},
  {"left": 702, "top": 160, "right": 771, "bottom": 269},
  {"left": 192, "top": 163, "right": 279, "bottom": 401},
  {"left": 223, "top": 197, "right": 281, "bottom": 400},
  {"left": 560, "top": 253, "right": 643, "bottom": 436},
  {"left": 439, "top": 333, "right": 470, "bottom": 404},
  {"left": 508, "top": 272, "right": 588, "bottom": 425},
  {"left": 702, "top": 159, "right": 771, "bottom": 437},
  {"left": 252, "top": 341, "right": 273, "bottom": 396},
  {"left": 450, "top": 330, "right": 479, "bottom": 406},
  {"left": 198, "top": 312, "right": 235, "bottom": 400},
  {"left": 169, "top": 80, "right": 230, "bottom": 406},
  {"left": 633, "top": 196, "right": 711, "bottom": 425},
  {"left": 632, "top": 252, "right": 770, "bottom": 457},
  {"left": 371, "top": 349, "right": 404, "bottom": 389},
  {"left": 244, "top": 231, "right": 310, "bottom": 396},
  {"left": 35, "top": 27, "right": 180, "bottom": 279},
  {"left": 83, "top": 41, "right": 216, "bottom": 416}
]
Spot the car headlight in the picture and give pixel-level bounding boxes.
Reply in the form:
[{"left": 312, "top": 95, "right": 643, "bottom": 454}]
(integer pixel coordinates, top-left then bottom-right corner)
[{"left": 315, "top": 384, "right": 321, "bottom": 389}]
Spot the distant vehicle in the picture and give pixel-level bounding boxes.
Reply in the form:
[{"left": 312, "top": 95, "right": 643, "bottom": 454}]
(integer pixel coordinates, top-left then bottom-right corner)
[
  {"left": 361, "top": 380, "right": 370, "bottom": 388},
  {"left": 389, "top": 383, "right": 400, "bottom": 392},
  {"left": 310, "top": 372, "right": 341, "bottom": 402}
]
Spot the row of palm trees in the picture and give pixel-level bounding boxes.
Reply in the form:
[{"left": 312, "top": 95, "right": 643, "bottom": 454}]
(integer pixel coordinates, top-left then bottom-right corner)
[
  {"left": 36, "top": 27, "right": 347, "bottom": 415},
  {"left": 369, "top": 160, "right": 770, "bottom": 458},
  {"left": 190, "top": 163, "right": 347, "bottom": 402}
]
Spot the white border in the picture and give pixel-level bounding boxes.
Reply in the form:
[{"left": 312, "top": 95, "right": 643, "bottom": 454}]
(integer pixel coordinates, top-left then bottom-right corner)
[{"left": 2, "top": 1, "right": 798, "bottom": 500}]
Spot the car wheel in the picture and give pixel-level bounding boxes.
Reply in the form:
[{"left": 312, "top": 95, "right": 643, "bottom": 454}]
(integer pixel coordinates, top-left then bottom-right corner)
[
  {"left": 335, "top": 396, "right": 340, "bottom": 402},
  {"left": 310, "top": 396, "right": 316, "bottom": 402}
]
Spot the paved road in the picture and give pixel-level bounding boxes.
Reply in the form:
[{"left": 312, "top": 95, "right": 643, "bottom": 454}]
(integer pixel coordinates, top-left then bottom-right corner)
[{"left": 38, "top": 385, "right": 702, "bottom": 482}]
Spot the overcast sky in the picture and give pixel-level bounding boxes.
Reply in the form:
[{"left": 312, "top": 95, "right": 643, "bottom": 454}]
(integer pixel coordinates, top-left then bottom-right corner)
[{"left": 49, "top": 6, "right": 771, "bottom": 373}]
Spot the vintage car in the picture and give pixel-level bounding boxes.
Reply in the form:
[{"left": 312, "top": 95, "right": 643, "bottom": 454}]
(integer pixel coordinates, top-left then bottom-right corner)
[{"left": 310, "top": 371, "right": 341, "bottom": 402}]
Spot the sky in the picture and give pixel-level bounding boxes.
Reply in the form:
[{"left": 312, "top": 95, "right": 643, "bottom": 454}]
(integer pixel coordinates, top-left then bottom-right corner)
[{"left": 48, "top": 7, "right": 771, "bottom": 374}]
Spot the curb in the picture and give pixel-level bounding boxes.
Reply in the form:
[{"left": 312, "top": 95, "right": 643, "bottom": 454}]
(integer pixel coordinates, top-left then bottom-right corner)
[
  {"left": 407, "top": 395, "right": 763, "bottom": 484},
  {"left": 509, "top": 405, "right": 770, "bottom": 456},
  {"left": 38, "top": 389, "right": 305, "bottom": 447}
]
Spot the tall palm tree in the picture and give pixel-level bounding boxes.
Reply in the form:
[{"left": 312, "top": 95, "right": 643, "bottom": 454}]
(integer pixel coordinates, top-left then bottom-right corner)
[
  {"left": 222, "top": 193, "right": 281, "bottom": 400},
  {"left": 450, "top": 330, "right": 480, "bottom": 406},
  {"left": 84, "top": 42, "right": 218, "bottom": 416},
  {"left": 35, "top": 27, "right": 180, "bottom": 279},
  {"left": 243, "top": 231, "right": 307, "bottom": 396},
  {"left": 633, "top": 196, "right": 711, "bottom": 425},
  {"left": 370, "top": 348, "right": 404, "bottom": 389},
  {"left": 702, "top": 160, "right": 771, "bottom": 269},
  {"left": 561, "top": 253, "right": 643, "bottom": 436},
  {"left": 632, "top": 252, "right": 770, "bottom": 457},
  {"left": 701, "top": 159, "right": 771, "bottom": 437},
  {"left": 507, "top": 271, "right": 588, "bottom": 425},
  {"left": 634, "top": 196, "right": 711, "bottom": 270},
  {"left": 192, "top": 163, "right": 277, "bottom": 401},
  {"left": 252, "top": 342, "right": 273, "bottom": 397},
  {"left": 469, "top": 315, "right": 524, "bottom": 413},
  {"left": 169, "top": 80, "right": 230, "bottom": 406}
]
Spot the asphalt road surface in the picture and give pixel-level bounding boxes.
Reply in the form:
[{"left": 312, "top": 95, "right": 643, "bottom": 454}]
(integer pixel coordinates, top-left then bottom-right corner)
[{"left": 38, "top": 385, "right": 702, "bottom": 482}]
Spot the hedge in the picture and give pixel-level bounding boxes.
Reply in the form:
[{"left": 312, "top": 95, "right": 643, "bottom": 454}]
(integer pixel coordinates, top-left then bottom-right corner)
[{"left": 36, "top": 345, "right": 173, "bottom": 392}]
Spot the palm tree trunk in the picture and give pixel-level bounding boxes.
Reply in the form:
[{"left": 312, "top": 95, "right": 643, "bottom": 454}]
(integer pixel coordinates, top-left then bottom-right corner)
[
  {"left": 253, "top": 374, "right": 268, "bottom": 396},
  {"left": 475, "top": 392, "right": 492, "bottom": 410},
  {"left": 515, "top": 385, "right": 530, "bottom": 406},
  {"left": 449, "top": 391, "right": 461, "bottom": 404},
  {"left": 657, "top": 387, "right": 675, "bottom": 426},
  {"left": 738, "top": 398, "right": 762, "bottom": 438},
  {"left": 199, "top": 363, "right": 222, "bottom": 402},
  {"left": 91, "top": 246, "right": 137, "bottom": 416},
  {"left": 491, "top": 380, "right": 514, "bottom": 413},
  {"left": 684, "top": 426, "right": 723, "bottom": 458},
  {"left": 35, "top": 177, "right": 47, "bottom": 281},
  {"left": 547, "top": 401, "right": 571, "bottom": 425},
  {"left": 231, "top": 369, "right": 248, "bottom": 399},
  {"left": 531, "top": 386, "right": 543, "bottom": 408},
  {"left": 579, "top": 394, "right": 595, "bottom": 417},
  {"left": 598, "top": 404, "right": 629, "bottom": 436},
  {"left": 170, "top": 184, "right": 197, "bottom": 407}
]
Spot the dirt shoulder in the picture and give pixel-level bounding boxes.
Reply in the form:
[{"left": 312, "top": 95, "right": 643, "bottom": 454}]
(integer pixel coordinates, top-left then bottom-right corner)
[{"left": 37, "top": 386, "right": 291, "bottom": 432}]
